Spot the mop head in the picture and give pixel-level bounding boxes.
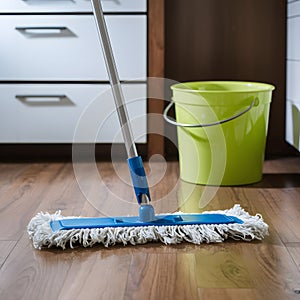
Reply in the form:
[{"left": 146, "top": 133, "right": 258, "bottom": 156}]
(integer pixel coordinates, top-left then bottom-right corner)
[{"left": 27, "top": 204, "right": 268, "bottom": 250}]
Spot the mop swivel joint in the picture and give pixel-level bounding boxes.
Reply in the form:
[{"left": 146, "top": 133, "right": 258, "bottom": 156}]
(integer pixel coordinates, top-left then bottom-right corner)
[
  {"left": 127, "top": 156, "right": 151, "bottom": 205},
  {"left": 127, "top": 156, "right": 155, "bottom": 222}
]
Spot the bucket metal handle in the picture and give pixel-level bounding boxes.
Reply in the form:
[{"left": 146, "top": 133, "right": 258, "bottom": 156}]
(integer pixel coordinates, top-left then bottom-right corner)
[{"left": 163, "top": 98, "right": 257, "bottom": 128}]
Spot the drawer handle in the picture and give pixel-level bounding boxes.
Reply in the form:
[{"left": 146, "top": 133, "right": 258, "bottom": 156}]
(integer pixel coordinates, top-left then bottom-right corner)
[
  {"left": 15, "top": 26, "right": 74, "bottom": 37},
  {"left": 15, "top": 95, "right": 74, "bottom": 106},
  {"left": 15, "top": 26, "right": 67, "bottom": 31},
  {"left": 21, "top": 0, "right": 77, "bottom": 2}
]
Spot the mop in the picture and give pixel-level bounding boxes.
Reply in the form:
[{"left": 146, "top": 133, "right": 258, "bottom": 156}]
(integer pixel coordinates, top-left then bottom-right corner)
[{"left": 27, "top": 0, "right": 268, "bottom": 250}]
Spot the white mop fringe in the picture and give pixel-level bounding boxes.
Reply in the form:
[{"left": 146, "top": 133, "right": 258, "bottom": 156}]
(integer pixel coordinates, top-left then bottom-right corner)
[{"left": 27, "top": 205, "right": 268, "bottom": 250}]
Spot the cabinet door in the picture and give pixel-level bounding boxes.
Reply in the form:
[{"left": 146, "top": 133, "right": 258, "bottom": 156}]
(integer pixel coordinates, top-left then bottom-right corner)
[
  {"left": 0, "top": 0, "right": 146, "bottom": 13},
  {"left": 286, "top": 1, "right": 300, "bottom": 151},
  {"left": 0, "top": 15, "right": 146, "bottom": 81},
  {"left": 286, "top": 99, "right": 300, "bottom": 150},
  {"left": 286, "top": 60, "right": 300, "bottom": 151},
  {"left": 0, "top": 84, "right": 147, "bottom": 143}
]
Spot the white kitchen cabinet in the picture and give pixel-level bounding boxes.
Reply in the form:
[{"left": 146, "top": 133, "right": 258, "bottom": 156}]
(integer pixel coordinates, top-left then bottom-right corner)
[
  {"left": 0, "top": 0, "right": 147, "bottom": 144},
  {"left": 0, "top": 84, "right": 146, "bottom": 143},
  {"left": 286, "top": 0, "right": 300, "bottom": 151},
  {"left": 0, "top": 15, "right": 146, "bottom": 81},
  {"left": 0, "top": 0, "right": 146, "bottom": 13}
]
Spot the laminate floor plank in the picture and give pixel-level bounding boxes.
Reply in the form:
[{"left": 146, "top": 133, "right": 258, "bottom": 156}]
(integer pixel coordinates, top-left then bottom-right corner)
[
  {"left": 125, "top": 251, "right": 198, "bottom": 300},
  {"left": 198, "top": 288, "right": 256, "bottom": 300},
  {"left": 0, "top": 163, "right": 77, "bottom": 240},
  {"left": 263, "top": 157, "right": 300, "bottom": 173},
  {"left": 286, "top": 242, "right": 300, "bottom": 272},
  {"left": 264, "top": 189, "right": 300, "bottom": 243},
  {"left": 194, "top": 244, "right": 254, "bottom": 289},
  {"left": 0, "top": 163, "right": 55, "bottom": 240},
  {"left": 0, "top": 240, "right": 16, "bottom": 268},
  {"left": 0, "top": 234, "right": 74, "bottom": 300},
  {"left": 58, "top": 247, "right": 132, "bottom": 300},
  {"left": 0, "top": 163, "right": 31, "bottom": 194},
  {"left": 233, "top": 187, "right": 300, "bottom": 243},
  {"left": 241, "top": 243, "right": 300, "bottom": 300},
  {"left": 35, "top": 163, "right": 88, "bottom": 216}
]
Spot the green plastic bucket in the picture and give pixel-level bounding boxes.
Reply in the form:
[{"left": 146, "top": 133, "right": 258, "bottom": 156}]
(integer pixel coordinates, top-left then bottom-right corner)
[{"left": 165, "top": 81, "right": 275, "bottom": 186}]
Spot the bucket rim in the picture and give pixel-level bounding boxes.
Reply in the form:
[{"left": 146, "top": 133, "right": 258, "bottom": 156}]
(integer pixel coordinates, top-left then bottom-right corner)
[{"left": 171, "top": 81, "right": 275, "bottom": 93}]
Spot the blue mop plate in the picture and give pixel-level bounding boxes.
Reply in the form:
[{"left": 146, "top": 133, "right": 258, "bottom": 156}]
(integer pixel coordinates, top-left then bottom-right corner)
[{"left": 50, "top": 214, "right": 243, "bottom": 231}]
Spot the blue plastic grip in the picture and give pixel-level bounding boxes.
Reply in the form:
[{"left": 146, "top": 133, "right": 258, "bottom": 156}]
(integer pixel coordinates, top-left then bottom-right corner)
[{"left": 127, "top": 156, "right": 151, "bottom": 204}]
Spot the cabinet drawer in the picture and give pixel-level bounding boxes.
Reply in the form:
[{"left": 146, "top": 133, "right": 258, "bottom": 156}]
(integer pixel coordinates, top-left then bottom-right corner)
[
  {"left": 286, "top": 99, "right": 300, "bottom": 151},
  {"left": 287, "top": 60, "right": 300, "bottom": 104},
  {"left": 0, "top": 84, "right": 147, "bottom": 143},
  {"left": 288, "top": 1, "right": 300, "bottom": 18},
  {"left": 287, "top": 16, "right": 300, "bottom": 60},
  {"left": 0, "top": 15, "right": 146, "bottom": 81},
  {"left": 0, "top": 0, "right": 146, "bottom": 13}
]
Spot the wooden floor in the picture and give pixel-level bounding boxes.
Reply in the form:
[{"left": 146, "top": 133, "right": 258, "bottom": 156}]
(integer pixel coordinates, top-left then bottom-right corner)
[{"left": 0, "top": 157, "right": 300, "bottom": 300}]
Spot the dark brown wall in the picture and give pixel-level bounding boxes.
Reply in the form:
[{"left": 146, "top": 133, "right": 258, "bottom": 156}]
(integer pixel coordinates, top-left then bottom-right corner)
[{"left": 165, "top": 0, "right": 298, "bottom": 157}]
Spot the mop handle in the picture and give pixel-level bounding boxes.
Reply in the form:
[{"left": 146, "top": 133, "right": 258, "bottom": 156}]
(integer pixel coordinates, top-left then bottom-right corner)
[
  {"left": 91, "top": 0, "right": 151, "bottom": 205},
  {"left": 91, "top": 0, "right": 137, "bottom": 158}
]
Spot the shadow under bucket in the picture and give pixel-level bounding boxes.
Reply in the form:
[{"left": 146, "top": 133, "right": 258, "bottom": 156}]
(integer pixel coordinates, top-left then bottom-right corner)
[{"left": 165, "top": 81, "right": 275, "bottom": 186}]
